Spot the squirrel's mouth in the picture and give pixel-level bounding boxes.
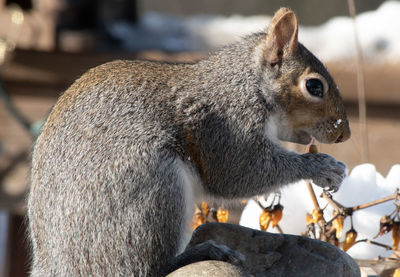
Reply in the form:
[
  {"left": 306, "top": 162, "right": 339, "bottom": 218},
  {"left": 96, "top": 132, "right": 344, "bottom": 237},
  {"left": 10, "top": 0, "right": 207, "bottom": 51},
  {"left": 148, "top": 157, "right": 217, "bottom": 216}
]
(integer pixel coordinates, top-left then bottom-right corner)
[{"left": 293, "top": 130, "right": 312, "bottom": 145}]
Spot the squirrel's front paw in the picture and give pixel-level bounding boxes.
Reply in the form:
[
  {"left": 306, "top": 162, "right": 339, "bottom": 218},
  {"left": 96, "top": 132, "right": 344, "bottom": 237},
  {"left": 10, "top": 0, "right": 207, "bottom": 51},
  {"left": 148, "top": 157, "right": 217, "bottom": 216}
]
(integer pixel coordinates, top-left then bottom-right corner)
[{"left": 302, "top": 153, "right": 347, "bottom": 192}]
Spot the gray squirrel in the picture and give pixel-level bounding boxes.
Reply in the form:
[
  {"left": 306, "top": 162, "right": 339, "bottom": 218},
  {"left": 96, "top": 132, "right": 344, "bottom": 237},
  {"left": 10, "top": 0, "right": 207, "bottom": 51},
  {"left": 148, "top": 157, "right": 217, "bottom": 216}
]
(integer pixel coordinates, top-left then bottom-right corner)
[{"left": 28, "top": 8, "right": 350, "bottom": 276}]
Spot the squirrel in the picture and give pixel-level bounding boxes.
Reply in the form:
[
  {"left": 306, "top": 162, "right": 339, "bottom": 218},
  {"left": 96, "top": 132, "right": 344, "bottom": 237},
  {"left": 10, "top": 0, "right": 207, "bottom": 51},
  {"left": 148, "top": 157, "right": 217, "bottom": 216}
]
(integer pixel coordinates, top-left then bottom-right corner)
[{"left": 28, "top": 7, "right": 350, "bottom": 277}]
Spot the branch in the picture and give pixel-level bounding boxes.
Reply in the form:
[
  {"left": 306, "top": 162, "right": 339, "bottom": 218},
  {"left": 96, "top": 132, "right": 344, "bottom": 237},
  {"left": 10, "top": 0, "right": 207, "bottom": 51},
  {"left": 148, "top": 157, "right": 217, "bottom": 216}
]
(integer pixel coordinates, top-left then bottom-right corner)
[
  {"left": 275, "top": 224, "right": 283, "bottom": 234},
  {"left": 322, "top": 189, "right": 400, "bottom": 216},
  {"left": 352, "top": 189, "right": 399, "bottom": 212},
  {"left": 307, "top": 182, "right": 321, "bottom": 211},
  {"left": 305, "top": 144, "right": 323, "bottom": 213},
  {"left": 305, "top": 144, "right": 327, "bottom": 240},
  {"left": 354, "top": 239, "right": 393, "bottom": 251},
  {"left": 321, "top": 191, "right": 347, "bottom": 213}
]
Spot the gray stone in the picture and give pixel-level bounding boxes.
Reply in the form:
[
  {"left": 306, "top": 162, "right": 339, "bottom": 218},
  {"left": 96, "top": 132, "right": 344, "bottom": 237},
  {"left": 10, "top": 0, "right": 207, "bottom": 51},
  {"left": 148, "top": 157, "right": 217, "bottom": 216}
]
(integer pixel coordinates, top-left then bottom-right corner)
[
  {"left": 169, "top": 223, "right": 360, "bottom": 277},
  {"left": 167, "top": 260, "right": 244, "bottom": 277}
]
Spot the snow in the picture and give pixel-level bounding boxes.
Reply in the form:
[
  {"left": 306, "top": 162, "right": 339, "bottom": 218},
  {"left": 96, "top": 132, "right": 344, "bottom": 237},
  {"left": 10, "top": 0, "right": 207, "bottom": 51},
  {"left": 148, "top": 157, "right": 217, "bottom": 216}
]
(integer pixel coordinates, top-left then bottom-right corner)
[
  {"left": 300, "top": 1, "right": 400, "bottom": 63},
  {"left": 239, "top": 164, "right": 400, "bottom": 260},
  {"left": 109, "top": 1, "right": 400, "bottom": 63}
]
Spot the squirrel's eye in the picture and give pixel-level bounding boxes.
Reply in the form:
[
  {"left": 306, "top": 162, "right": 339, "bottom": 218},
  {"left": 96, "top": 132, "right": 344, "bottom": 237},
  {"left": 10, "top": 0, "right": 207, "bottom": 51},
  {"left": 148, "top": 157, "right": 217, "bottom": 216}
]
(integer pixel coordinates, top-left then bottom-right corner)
[{"left": 306, "top": 78, "right": 324, "bottom": 98}]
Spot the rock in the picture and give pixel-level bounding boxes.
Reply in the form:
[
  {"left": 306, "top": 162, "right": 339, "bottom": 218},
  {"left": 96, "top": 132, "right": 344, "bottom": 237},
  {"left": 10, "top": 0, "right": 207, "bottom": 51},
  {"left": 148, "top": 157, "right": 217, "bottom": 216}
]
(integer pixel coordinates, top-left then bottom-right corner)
[
  {"left": 168, "top": 223, "right": 360, "bottom": 277},
  {"left": 167, "top": 260, "right": 244, "bottom": 277}
]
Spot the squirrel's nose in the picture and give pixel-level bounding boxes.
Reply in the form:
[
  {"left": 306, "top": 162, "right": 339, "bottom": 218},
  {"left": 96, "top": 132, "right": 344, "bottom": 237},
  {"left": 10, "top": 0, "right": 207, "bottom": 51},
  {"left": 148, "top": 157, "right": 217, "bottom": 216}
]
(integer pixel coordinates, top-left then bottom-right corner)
[{"left": 335, "top": 123, "right": 351, "bottom": 143}]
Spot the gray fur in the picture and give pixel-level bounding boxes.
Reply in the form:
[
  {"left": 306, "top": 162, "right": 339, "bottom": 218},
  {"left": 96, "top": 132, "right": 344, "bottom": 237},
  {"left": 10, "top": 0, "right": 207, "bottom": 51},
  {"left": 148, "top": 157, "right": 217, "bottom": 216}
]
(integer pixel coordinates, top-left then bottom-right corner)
[{"left": 28, "top": 9, "right": 350, "bottom": 277}]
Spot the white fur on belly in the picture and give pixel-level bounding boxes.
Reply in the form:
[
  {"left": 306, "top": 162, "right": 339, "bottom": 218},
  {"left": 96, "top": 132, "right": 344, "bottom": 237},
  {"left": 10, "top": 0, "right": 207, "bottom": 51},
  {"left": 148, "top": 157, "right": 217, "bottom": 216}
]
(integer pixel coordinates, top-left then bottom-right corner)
[{"left": 173, "top": 157, "right": 203, "bottom": 253}]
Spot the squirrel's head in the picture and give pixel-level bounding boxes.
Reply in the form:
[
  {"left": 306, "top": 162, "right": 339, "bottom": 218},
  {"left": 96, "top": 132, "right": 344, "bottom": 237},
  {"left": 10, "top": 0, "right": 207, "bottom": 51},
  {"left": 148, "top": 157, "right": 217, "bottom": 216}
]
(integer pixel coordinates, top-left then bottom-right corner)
[{"left": 259, "top": 8, "right": 351, "bottom": 145}]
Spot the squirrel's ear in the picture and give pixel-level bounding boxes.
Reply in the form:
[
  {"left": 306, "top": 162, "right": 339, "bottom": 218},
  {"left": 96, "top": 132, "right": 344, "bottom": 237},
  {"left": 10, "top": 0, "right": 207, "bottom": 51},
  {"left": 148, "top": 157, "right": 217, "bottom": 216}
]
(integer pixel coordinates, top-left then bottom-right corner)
[{"left": 265, "top": 8, "right": 299, "bottom": 66}]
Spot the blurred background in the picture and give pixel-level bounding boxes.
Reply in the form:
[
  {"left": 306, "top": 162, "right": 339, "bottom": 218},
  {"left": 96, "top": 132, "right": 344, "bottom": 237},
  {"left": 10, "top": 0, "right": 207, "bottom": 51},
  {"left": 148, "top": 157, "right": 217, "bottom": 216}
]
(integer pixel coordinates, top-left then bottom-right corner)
[{"left": 0, "top": 0, "right": 399, "bottom": 276}]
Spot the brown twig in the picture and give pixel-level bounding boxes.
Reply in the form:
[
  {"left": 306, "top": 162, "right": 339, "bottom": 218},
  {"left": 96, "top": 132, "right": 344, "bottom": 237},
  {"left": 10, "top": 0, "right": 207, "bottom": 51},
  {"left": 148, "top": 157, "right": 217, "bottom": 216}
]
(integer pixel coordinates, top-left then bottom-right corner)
[
  {"left": 307, "top": 182, "right": 321, "bottom": 211},
  {"left": 322, "top": 189, "right": 400, "bottom": 216},
  {"left": 352, "top": 189, "right": 400, "bottom": 212},
  {"left": 256, "top": 199, "right": 268, "bottom": 211},
  {"left": 324, "top": 211, "right": 341, "bottom": 227},
  {"left": 275, "top": 224, "right": 284, "bottom": 234},
  {"left": 322, "top": 189, "right": 399, "bottom": 218},
  {"left": 354, "top": 239, "right": 393, "bottom": 251},
  {"left": 321, "top": 191, "right": 347, "bottom": 212},
  {"left": 305, "top": 144, "right": 327, "bottom": 240},
  {"left": 305, "top": 144, "right": 323, "bottom": 212}
]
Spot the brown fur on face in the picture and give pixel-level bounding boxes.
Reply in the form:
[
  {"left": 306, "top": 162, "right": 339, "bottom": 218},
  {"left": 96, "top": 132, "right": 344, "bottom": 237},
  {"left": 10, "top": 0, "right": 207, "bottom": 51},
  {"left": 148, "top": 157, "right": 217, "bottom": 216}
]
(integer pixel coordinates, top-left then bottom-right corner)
[
  {"left": 261, "top": 9, "right": 350, "bottom": 144},
  {"left": 273, "top": 64, "right": 350, "bottom": 144}
]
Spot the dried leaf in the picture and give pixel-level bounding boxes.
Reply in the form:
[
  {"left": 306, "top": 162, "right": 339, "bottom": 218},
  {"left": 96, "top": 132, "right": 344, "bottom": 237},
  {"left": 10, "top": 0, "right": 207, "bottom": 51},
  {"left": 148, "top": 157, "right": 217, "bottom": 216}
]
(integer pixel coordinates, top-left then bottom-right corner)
[
  {"left": 271, "top": 204, "right": 283, "bottom": 227},
  {"left": 260, "top": 209, "right": 272, "bottom": 231},
  {"left": 306, "top": 213, "right": 314, "bottom": 225},
  {"left": 201, "top": 201, "right": 210, "bottom": 217},
  {"left": 374, "top": 215, "right": 393, "bottom": 239},
  {"left": 342, "top": 229, "right": 357, "bottom": 252},
  {"left": 192, "top": 208, "right": 206, "bottom": 230},
  {"left": 332, "top": 211, "right": 345, "bottom": 239},
  {"left": 216, "top": 208, "right": 229, "bottom": 223},
  {"left": 312, "top": 209, "right": 323, "bottom": 223},
  {"left": 392, "top": 221, "right": 400, "bottom": 250}
]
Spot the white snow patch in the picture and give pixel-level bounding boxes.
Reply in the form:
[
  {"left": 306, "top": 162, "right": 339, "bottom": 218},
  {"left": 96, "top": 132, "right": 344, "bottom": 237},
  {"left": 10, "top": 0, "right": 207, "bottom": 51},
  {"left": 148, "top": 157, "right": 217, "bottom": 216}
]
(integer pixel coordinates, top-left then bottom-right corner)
[
  {"left": 239, "top": 163, "right": 400, "bottom": 260},
  {"left": 109, "top": 1, "right": 400, "bottom": 63}
]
